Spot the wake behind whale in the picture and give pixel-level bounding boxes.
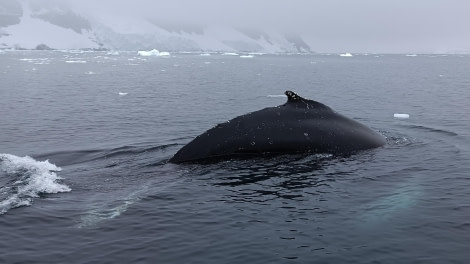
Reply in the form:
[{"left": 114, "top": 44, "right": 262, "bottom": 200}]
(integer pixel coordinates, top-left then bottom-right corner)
[{"left": 170, "top": 91, "right": 385, "bottom": 163}]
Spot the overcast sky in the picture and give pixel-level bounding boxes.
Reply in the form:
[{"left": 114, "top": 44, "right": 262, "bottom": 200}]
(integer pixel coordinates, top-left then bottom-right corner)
[{"left": 66, "top": 0, "right": 470, "bottom": 53}]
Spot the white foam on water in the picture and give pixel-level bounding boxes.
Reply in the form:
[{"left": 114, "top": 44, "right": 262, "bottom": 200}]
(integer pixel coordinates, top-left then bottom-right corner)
[
  {"left": 0, "top": 154, "right": 71, "bottom": 214},
  {"left": 76, "top": 192, "right": 142, "bottom": 229},
  {"left": 76, "top": 177, "right": 184, "bottom": 229},
  {"left": 267, "top": 94, "right": 287, "bottom": 98}
]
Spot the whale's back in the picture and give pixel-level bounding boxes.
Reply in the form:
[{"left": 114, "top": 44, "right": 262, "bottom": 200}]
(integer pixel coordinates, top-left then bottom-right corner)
[{"left": 169, "top": 91, "right": 385, "bottom": 163}]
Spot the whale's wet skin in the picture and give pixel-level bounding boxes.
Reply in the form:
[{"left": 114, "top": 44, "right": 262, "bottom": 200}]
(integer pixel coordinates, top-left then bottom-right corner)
[
  {"left": 170, "top": 91, "right": 385, "bottom": 163},
  {"left": 1, "top": 51, "right": 470, "bottom": 263}
]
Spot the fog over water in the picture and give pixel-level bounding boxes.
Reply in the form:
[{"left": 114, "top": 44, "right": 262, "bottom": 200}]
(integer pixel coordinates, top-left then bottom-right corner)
[
  {"left": 1, "top": 0, "right": 469, "bottom": 53},
  {"left": 67, "top": 0, "right": 470, "bottom": 53}
]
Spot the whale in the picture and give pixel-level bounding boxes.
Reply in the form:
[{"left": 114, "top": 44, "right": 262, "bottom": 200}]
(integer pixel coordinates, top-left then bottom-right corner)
[{"left": 169, "top": 91, "right": 385, "bottom": 163}]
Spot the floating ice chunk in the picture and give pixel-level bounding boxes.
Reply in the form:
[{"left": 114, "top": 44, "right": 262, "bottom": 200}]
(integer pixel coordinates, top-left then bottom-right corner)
[
  {"left": 222, "top": 52, "right": 239, "bottom": 56},
  {"left": 267, "top": 94, "right": 287, "bottom": 98},
  {"left": 394, "top": 113, "right": 410, "bottom": 119},
  {"left": 65, "top": 60, "right": 87, "bottom": 63},
  {"left": 199, "top": 53, "right": 211, "bottom": 56},
  {"left": 107, "top": 51, "right": 120, "bottom": 55},
  {"left": 34, "top": 60, "right": 50, "bottom": 65},
  {"left": 137, "top": 49, "right": 170, "bottom": 57},
  {"left": 240, "top": 55, "right": 254, "bottom": 58},
  {"left": 138, "top": 49, "right": 160, "bottom": 56},
  {"left": 118, "top": 92, "right": 128, "bottom": 96},
  {"left": 339, "top": 53, "right": 353, "bottom": 57},
  {"left": 405, "top": 54, "right": 417, "bottom": 57}
]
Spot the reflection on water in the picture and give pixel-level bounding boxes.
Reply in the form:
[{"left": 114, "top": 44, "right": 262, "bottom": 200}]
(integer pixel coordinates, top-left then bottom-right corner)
[{"left": 188, "top": 152, "right": 381, "bottom": 204}]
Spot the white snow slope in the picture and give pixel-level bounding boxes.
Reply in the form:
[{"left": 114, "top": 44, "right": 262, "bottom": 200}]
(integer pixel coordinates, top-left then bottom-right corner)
[{"left": 0, "top": 0, "right": 313, "bottom": 53}]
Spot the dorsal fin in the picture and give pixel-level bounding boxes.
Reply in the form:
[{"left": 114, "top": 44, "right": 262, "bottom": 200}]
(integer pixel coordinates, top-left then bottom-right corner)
[
  {"left": 285, "top": 91, "right": 302, "bottom": 102},
  {"left": 284, "top": 90, "right": 331, "bottom": 110}
]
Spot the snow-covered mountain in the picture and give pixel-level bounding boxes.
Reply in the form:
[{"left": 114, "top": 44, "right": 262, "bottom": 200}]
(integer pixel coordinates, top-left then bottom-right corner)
[{"left": 0, "top": 0, "right": 313, "bottom": 53}]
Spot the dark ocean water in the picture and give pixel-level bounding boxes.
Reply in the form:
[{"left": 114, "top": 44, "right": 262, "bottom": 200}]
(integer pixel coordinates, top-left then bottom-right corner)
[{"left": 1, "top": 51, "right": 470, "bottom": 263}]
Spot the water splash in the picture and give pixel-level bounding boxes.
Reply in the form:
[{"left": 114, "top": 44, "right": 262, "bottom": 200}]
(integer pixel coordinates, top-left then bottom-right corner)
[{"left": 0, "top": 154, "right": 71, "bottom": 214}]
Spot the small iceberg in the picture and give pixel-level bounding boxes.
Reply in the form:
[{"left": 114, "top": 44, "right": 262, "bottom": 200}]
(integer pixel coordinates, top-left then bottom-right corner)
[
  {"left": 339, "top": 53, "right": 353, "bottom": 57},
  {"left": 137, "top": 49, "right": 171, "bottom": 57},
  {"left": 394, "top": 113, "right": 410, "bottom": 119},
  {"left": 65, "top": 60, "right": 87, "bottom": 63},
  {"left": 107, "top": 51, "right": 120, "bottom": 55},
  {"left": 118, "top": 92, "right": 128, "bottom": 96},
  {"left": 138, "top": 49, "right": 160, "bottom": 56},
  {"left": 267, "top": 94, "right": 287, "bottom": 98},
  {"left": 240, "top": 55, "right": 254, "bottom": 58},
  {"left": 405, "top": 54, "right": 417, "bottom": 57},
  {"left": 222, "top": 52, "right": 239, "bottom": 56}
]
